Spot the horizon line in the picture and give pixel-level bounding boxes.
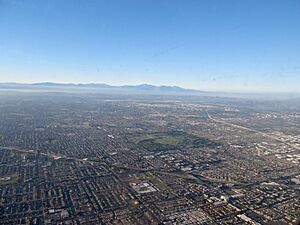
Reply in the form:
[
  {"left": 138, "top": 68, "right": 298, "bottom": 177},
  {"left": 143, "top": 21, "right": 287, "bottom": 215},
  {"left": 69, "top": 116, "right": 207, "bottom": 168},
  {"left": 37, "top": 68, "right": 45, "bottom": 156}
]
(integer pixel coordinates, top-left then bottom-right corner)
[{"left": 0, "top": 81, "right": 299, "bottom": 95}]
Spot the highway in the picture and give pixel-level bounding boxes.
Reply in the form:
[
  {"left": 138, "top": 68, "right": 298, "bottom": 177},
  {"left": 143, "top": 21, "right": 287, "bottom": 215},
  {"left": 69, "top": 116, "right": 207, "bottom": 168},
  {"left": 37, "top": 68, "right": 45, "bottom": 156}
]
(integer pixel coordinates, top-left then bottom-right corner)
[{"left": 206, "top": 110, "right": 300, "bottom": 153}]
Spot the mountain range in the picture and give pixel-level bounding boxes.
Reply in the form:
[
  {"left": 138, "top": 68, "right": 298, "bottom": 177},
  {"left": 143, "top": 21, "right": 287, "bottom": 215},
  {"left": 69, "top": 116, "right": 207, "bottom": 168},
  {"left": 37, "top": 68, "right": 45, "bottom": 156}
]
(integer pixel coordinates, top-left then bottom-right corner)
[
  {"left": 0, "top": 82, "right": 299, "bottom": 100},
  {"left": 0, "top": 82, "right": 199, "bottom": 93}
]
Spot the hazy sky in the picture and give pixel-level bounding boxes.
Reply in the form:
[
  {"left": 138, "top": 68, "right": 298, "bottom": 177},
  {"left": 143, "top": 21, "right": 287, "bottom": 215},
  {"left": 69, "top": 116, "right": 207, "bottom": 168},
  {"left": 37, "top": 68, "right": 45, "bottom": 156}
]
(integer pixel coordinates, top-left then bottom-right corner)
[{"left": 0, "top": 0, "right": 299, "bottom": 92}]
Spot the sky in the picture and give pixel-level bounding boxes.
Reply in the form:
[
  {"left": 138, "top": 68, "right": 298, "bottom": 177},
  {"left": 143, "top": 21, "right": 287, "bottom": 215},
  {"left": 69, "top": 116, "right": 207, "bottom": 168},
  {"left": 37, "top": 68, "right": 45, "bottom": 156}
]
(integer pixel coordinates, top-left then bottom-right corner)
[{"left": 0, "top": 0, "right": 299, "bottom": 92}]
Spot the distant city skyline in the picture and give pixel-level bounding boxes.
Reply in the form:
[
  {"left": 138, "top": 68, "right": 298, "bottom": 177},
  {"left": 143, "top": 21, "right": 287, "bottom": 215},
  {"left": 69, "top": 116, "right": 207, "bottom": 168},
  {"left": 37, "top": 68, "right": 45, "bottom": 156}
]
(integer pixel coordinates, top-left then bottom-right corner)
[{"left": 0, "top": 0, "right": 300, "bottom": 92}]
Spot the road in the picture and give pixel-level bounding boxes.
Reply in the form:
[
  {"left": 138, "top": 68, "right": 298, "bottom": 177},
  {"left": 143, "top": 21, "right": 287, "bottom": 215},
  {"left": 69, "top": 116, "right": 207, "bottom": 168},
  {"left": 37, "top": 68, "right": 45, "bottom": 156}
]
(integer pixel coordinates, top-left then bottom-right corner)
[{"left": 206, "top": 110, "right": 300, "bottom": 153}]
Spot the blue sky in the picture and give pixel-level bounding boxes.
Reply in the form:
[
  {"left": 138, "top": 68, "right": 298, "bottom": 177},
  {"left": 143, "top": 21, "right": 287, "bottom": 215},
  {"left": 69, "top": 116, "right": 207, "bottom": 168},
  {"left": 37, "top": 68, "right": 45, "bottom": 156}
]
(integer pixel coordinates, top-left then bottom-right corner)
[{"left": 0, "top": 0, "right": 299, "bottom": 92}]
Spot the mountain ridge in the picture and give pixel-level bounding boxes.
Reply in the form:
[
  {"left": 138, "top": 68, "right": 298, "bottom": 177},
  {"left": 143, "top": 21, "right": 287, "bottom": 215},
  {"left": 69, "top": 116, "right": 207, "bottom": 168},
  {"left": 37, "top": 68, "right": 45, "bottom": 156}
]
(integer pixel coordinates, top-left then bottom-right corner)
[
  {"left": 0, "top": 82, "right": 198, "bottom": 93},
  {"left": 0, "top": 82, "right": 299, "bottom": 100}
]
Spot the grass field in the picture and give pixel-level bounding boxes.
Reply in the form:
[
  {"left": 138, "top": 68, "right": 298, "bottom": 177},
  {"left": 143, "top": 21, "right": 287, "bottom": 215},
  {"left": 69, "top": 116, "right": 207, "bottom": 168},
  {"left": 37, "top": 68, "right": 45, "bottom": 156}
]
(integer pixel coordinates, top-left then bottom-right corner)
[
  {"left": 138, "top": 172, "right": 169, "bottom": 191},
  {"left": 154, "top": 135, "right": 184, "bottom": 146},
  {"left": 0, "top": 173, "right": 19, "bottom": 185},
  {"left": 137, "top": 131, "right": 220, "bottom": 152}
]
